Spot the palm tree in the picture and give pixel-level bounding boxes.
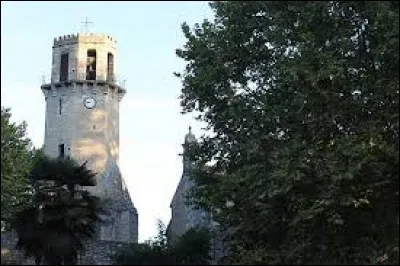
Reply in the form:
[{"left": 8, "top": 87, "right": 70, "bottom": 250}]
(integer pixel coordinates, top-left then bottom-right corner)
[{"left": 11, "top": 154, "right": 102, "bottom": 265}]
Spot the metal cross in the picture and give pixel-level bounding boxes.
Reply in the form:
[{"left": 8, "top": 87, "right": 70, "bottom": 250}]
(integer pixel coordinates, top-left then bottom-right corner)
[{"left": 82, "top": 17, "right": 92, "bottom": 33}]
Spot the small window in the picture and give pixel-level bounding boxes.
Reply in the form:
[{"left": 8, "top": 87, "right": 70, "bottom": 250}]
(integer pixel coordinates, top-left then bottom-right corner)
[
  {"left": 58, "top": 144, "right": 65, "bottom": 158},
  {"left": 60, "top": 53, "right": 69, "bottom": 82},
  {"left": 59, "top": 98, "right": 63, "bottom": 115}
]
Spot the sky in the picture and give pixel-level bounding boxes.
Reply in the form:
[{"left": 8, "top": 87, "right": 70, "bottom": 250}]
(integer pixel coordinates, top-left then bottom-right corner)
[{"left": 1, "top": 1, "right": 213, "bottom": 242}]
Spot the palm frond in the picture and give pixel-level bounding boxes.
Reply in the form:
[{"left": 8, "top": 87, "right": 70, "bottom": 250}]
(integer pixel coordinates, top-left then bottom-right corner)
[{"left": 12, "top": 154, "right": 101, "bottom": 265}]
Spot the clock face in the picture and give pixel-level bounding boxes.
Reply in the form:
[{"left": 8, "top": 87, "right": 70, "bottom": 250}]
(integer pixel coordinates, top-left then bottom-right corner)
[{"left": 83, "top": 97, "right": 96, "bottom": 109}]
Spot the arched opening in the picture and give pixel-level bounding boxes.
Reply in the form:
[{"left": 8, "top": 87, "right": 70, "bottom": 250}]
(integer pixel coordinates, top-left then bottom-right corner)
[
  {"left": 86, "top": 49, "right": 97, "bottom": 80},
  {"left": 107, "top": 52, "right": 114, "bottom": 81}
]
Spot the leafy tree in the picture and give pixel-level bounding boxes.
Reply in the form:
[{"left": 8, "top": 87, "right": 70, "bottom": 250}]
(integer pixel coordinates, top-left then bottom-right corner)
[
  {"left": 112, "top": 221, "right": 211, "bottom": 265},
  {"left": 112, "top": 243, "right": 174, "bottom": 265},
  {"left": 176, "top": 1, "right": 399, "bottom": 265},
  {"left": 11, "top": 155, "right": 102, "bottom": 265},
  {"left": 152, "top": 219, "right": 169, "bottom": 249},
  {"left": 172, "top": 227, "right": 211, "bottom": 265},
  {"left": 113, "top": 220, "right": 174, "bottom": 265},
  {"left": 1, "top": 107, "right": 33, "bottom": 230}
]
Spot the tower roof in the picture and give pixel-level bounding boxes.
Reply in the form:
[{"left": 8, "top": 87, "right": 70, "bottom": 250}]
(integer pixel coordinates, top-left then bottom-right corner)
[{"left": 184, "top": 126, "right": 196, "bottom": 144}]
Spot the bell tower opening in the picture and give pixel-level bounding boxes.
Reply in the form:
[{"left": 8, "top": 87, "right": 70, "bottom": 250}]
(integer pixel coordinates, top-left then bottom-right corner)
[
  {"left": 86, "top": 49, "right": 97, "bottom": 80},
  {"left": 60, "top": 53, "right": 69, "bottom": 82},
  {"left": 107, "top": 52, "right": 114, "bottom": 82}
]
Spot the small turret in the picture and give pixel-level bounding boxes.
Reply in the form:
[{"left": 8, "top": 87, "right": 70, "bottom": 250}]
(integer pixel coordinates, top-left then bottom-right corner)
[
  {"left": 183, "top": 126, "right": 196, "bottom": 172},
  {"left": 184, "top": 126, "right": 196, "bottom": 144}
]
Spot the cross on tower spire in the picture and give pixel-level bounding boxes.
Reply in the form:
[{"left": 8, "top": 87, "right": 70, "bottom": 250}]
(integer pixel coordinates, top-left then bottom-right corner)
[{"left": 81, "top": 17, "right": 92, "bottom": 33}]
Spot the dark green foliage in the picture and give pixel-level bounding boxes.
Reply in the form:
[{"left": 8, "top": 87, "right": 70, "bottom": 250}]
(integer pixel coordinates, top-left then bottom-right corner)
[
  {"left": 176, "top": 1, "right": 399, "bottom": 264},
  {"left": 1, "top": 107, "right": 33, "bottom": 229},
  {"left": 11, "top": 155, "right": 102, "bottom": 265},
  {"left": 112, "top": 220, "right": 173, "bottom": 265},
  {"left": 0, "top": 257, "right": 22, "bottom": 265},
  {"left": 112, "top": 243, "right": 175, "bottom": 265},
  {"left": 112, "top": 222, "right": 211, "bottom": 265},
  {"left": 172, "top": 227, "right": 211, "bottom": 265},
  {"left": 30, "top": 154, "right": 96, "bottom": 195}
]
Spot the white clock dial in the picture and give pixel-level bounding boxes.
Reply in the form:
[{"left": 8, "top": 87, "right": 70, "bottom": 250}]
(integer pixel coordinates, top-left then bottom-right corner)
[{"left": 83, "top": 97, "right": 96, "bottom": 109}]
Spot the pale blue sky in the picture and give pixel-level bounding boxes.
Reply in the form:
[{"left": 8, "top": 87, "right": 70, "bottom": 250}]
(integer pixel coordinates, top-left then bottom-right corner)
[{"left": 1, "top": 1, "right": 212, "bottom": 242}]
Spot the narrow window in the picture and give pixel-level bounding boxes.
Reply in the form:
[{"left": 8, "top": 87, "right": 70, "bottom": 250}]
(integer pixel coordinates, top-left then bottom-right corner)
[
  {"left": 86, "top": 49, "right": 97, "bottom": 80},
  {"left": 60, "top": 53, "right": 69, "bottom": 82},
  {"left": 58, "top": 144, "right": 65, "bottom": 158},
  {"left": 107, "top": 53, "right": 114, "bottom": 81},
  {"left": 59, "top": 98, "right": 63, "bottom": 115}
]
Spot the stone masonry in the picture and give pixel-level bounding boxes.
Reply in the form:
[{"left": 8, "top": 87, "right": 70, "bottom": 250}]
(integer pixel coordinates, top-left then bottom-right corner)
[{"left": 41, "top": 32, "right": 138, "bottom": 243}]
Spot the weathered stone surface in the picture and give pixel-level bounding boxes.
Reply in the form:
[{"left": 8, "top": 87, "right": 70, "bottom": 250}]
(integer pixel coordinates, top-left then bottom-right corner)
[
  {"left": 51, "top": 33, "right": 116, "bottom": 82},
  {"left": 42, "top": 32, "right": 138, "bottom": 243}
]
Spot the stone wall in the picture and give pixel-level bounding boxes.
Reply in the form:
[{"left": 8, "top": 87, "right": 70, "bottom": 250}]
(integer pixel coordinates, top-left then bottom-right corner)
[
  {"left": 42, "top": 82, "right": 124, "bottom": 198},
  {"left": 40, "top": 32, "right": 137, "bottom": 243},
  {"left": 43, "top": 32, "right": 124, "bottom": 201},
  {"left": 51, "top": 33, "right": 116, "bottom": 82},
  {"left": 1, "top": 231, "right": 129, "bottom": 265},
  {"left": 77, "top": 239, "right": 128, "bottom": 265}
]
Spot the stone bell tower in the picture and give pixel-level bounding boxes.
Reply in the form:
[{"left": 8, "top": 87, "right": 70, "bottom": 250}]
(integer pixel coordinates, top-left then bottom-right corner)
[{"left": 41, "top": 32, "right": 138, "bottom": 243}]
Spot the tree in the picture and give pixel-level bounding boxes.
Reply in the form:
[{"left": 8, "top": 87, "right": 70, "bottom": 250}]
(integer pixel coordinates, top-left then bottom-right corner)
[
  {"left": 112, "top": 243, "right": 174, "bottom": 265},
  {"left": 1, "top": 107, "right": 33, "bottom": 230},
  {"left": 176, "top": 1, "right": 399, "bottom": 264},
  {"left": 172, "top": 227, "right": 211, "bottom": 265},
  {"left": 113, "top": 220, "right": 174, "bottom": 265},
  {"left": 11, "top": 155, "right": 102, "bottom": 265},
  {"left": 112, "top": 221, "right": 211, "bottom": 265}
]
